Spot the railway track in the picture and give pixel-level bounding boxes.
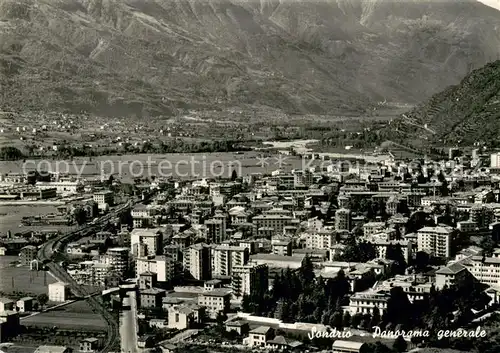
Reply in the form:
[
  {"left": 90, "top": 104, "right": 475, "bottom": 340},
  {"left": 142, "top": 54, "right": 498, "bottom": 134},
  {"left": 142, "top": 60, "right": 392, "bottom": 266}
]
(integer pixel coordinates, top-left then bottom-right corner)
[{"left": 37, "top": 201, "right": 134, "bottom": 353}]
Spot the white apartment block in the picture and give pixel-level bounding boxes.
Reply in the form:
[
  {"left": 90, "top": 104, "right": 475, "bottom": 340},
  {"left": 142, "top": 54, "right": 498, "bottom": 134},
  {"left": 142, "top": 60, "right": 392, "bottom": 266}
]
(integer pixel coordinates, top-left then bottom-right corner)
[
  {"left": 491, "top": 152, "right": 500, "bottom": 168},
  {"left": 48, "top": 282, "right": 68, "bottom": 302},
  {"left": 467, "top": 256, "right": 500, "bottom": 286},
  {"left": 101, "top": 247, "right": 130, "bottom": 276},
  {"left": 136, "top": 255, "right": 173, "bottom": 282},
  {"left": 363, "top": 222, "right": 386, "bottom": 236},
  {"left": 130, "top": 228, "right": 163, "bottom": 257},
  {"left": 304, "top": 230, "right": 336, "bottom": 250},
  {"left": 373, "top": 239, "right": 413, "bottom": 263},
  {"left": 417, "top": 226, "right": 454, "bottom": 258},
  {"left": 183, "top": 244, "right": 212, "bottom": 280},
  {"left": 346, "top": 290, "right": 389, "bottom": 316},
  {"left": 212, "top": 245, "right": 249, "bottom": 277},
  {"left": 231, "top": 263, "right": 269, "bottom": 298}
]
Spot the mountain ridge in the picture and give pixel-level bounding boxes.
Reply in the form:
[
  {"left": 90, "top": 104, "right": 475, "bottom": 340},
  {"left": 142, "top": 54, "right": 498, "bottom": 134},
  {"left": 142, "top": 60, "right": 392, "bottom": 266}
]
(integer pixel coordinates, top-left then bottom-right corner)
[
  {"left": 385, "top": 60, "right": 500, "bottom": 149},
  {"left": 1, "top": 0, "right": 500, "bottom": 117}
]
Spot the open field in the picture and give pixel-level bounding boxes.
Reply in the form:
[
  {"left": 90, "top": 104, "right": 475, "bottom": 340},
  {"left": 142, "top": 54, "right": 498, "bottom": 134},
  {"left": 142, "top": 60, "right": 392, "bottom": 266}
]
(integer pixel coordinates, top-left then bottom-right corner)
[
  {"left": 0, "top": 150, "right": 391, "bottom": 183},
  {"left": 0, "top": 258, "right": 56, "bottom": 296},
  {"left": 22, "top": 308, "right": 107, "bottom": 331},
  {"left": 0, "top": 205, "right": 73, "bottom": 235}
]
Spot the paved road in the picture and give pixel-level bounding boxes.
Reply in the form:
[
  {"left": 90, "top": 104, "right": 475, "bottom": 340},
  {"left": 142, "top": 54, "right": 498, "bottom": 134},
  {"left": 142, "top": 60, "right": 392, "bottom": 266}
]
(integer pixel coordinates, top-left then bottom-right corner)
[
  {"left": 20, "top": 300, "right": 77, "bottom": 320},
  {"left": 120, "top": 290, "right": 139, "bottom": 353}
]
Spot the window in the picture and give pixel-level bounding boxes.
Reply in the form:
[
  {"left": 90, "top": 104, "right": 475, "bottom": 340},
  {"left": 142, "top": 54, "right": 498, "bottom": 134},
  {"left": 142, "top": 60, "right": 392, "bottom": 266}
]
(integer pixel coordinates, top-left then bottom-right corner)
[{"left": 175, "top": 313, "right": 179, "bottom": 322}]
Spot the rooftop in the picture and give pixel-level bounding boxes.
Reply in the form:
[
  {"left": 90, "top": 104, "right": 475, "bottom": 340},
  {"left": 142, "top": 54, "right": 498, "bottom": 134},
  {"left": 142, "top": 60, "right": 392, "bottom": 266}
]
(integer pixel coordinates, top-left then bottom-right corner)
[{"left": 249, "top": 325, "right": 272, "bottom": 334}]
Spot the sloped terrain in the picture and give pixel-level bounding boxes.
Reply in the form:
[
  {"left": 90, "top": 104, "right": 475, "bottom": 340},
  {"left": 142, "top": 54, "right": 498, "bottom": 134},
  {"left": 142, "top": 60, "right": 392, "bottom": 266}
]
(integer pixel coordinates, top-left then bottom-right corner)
[
  {"left": 0, "top": 0, "right": 500, "bottom": 117},
  {"left": 390, "top": 60, "right": 500, "bottom": 146}
]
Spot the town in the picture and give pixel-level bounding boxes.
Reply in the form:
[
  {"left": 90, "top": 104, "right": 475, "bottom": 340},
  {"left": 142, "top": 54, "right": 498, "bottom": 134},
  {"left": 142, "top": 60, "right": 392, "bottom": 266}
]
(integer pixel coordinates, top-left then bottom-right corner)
[{"left": 1, "top": 145, "right": 500, "bottom": 353}]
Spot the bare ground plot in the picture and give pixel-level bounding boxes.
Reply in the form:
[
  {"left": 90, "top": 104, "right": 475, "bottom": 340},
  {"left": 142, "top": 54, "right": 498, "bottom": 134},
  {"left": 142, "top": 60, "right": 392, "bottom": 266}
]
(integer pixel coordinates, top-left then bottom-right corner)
[
  {"left": 0, "top": 264, "right": 56, "bottom": 296},
  {"left": 22, "top": 309, "right": 107, "bottom": 331}
]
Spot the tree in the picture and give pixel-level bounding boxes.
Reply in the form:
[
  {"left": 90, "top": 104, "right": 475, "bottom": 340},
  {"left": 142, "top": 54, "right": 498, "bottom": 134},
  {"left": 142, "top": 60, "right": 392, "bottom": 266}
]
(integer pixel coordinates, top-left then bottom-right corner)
[
  {"left": 342, "top": 312, "right": 351, "bottom": 327},
  {"left": 480, "top": 234, "right": 496, "bottom": 257},
  {"left": 386, "top": 243, "right": 407, "bottom": 274},
  {"left": 37, "top": 294, "right": 49, "bottom": 309},
  {"left": 0, "top": 146, "right": 24, "bottom": 161},
  {"left": 369, "top": 309, "right": 381, "bottom": 329},
  {"left": 414, "top": 251, "right": 430, "bottom": 272},
  {"left": 73, "top": 207, "right": 87, "bottom": 226},
  {"left": 216, "top": 312, "right": 227, "bottom": 329},
  {"left": 385, "top": 287, "right": 412, "bottom": 328},
  {"left": 393, "top": 335, "right": 408, "bottom": 353},
  {"left": 363, "top": 342, "right": 392, "bottom": 353},
  {"left": 329, "top": 311, "right": 343, "bottom": 329},
  {"left": 351, "top": 313, "right": 363, "bottom": 328},
  {"left": 299, "top": 255, "right": 315, "bottom": 287},
  {"left": 231, "top": 170, "right": 238, "bottom": 181}
]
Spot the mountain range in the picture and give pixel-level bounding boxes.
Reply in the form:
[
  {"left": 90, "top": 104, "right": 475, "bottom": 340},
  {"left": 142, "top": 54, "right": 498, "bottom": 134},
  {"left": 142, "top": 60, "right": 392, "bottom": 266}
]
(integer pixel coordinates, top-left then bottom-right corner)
[{"left": 1, "top": 0, "right": 500, "bottom": 117}]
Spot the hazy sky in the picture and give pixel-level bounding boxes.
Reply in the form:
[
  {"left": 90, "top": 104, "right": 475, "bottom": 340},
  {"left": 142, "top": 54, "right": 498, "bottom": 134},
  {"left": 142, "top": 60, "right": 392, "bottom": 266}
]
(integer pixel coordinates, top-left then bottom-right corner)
[{"left": 477, "top": 0, "right": 500, "bottom": 11}]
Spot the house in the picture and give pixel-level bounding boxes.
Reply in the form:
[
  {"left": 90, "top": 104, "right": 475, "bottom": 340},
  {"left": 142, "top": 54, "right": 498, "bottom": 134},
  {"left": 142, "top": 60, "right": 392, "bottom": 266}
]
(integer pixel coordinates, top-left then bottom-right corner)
[
  {"left": 0, "top": 311, "right": 20, "bottom": 342},
  {"left": 244, "top": 326, "right": 274, "bottom": 347},
  {"left": 225, "top": 320, "right": 249, "bottom": 335},
  {"left": 435, "top": 262, "right": 469, "bottom": 290},
  {"left": 266, "top": 335, "right": 303, "bottom": 350},
  {"left": 16, "top": 297, "right": 33, "bottom": 312},
  {"left": 0, "top": 298, "right": 15, "bottom": 312},
  {"left": 149, "top": 319, "right": 168, "bottom": 329},
  {"left": 167, "top": 304, "right": 202, "bottom": 330},
  {"left": 79, "top": 338, "right": 99, "bottom": 352},
  {"left": 33, "top": 346, "right": 72, "bottom": 353},
  {"left": 19, "top": 245, "right": 37, "bottom": 266},
  {"left": 197, "top": 289, "right": 231, "bottom": 319},
  {"left": 139, "top": 288, "right": 166, "bottom": 308},
  {"left": 332, "top": 340, "right": 367, "bottom": 353},
  {"left": 48, "top": 282, "right": 69, "bottom": 302},
  {"left": 137, "top": 335, "right": 154, "bottom": 349}
]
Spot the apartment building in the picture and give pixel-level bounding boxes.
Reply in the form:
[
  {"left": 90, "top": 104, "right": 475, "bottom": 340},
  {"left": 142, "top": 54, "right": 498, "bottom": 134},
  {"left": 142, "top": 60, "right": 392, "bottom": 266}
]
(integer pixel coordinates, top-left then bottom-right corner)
[
  {"left": 212, "top": 245, "right": 249, "bottom": 277},
  {"left": 253, "top": 214, "right": 294, "bottom": 235},
  {"left": 92, "top": 190, "right": 114, "bottom": 206},
  {"left": 19, "top": 245, "right": 37, "bottom": 266},
  {"left": 198, "top": 289, "right": 231, "bottom": 319},
  {"left": 132, "top": 205, "right": 157, "bottom": 228},
  {"left": 136, "top": 255, "right": 174, "bottom": 283},
  {"left": 130, "top": 228, "right": 163, "bottom": 257},
  {"left": 101, "top": 247, "right": 130, "bottom": 277},
  {"left": 373, "top": 239, "right": 413, "bottom": 263},
  {"left": 346, "top": 290, "right": 389, "bottom": 316},
  {"left": 335, "top": 208, "right": 351, "bottom": 231},
  {"left": 231, "top": 263, "right": 269, "bottom": 298},
  {"left": 304, "top": 229, "right": 336, "bottom": 250},
  {"left": 363, "top": 222, "right": 386, "bottom": 236},
  {"left": 205, "top": 219, "right": 226, "bottom": 244},
  {"left": 470, "top": 205, "right": 494, "bottom": 229},
  {"left": 435, "top": 262, "right": 470, "bottom": 290},
  {"left": 292, "top": 169, "right": 313, "bottom": 188},
  {"left": 417, "top": 226, "right": 455, "bottom": 258},
  {"left": 467, "top": 256, "right": 500, "bottom": 286},
  {"left": 183, "top": 243, "right": 212, "bottom": 280}
]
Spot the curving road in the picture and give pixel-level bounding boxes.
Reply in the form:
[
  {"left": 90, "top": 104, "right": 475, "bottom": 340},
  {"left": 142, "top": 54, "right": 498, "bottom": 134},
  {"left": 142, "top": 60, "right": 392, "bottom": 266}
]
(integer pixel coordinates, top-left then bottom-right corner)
[{"left": 37, "top": 201, "right": 134, "bottom": 353}]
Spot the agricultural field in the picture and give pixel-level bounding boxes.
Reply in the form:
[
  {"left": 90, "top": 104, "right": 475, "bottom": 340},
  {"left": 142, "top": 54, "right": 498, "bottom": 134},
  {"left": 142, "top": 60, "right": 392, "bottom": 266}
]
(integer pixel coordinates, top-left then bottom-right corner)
[
  {"left": 22, "top": 300, "right": 107, "bottom": 331},
  {"left": 0, "top": 257, "right": 56, "bottom": 296}
]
